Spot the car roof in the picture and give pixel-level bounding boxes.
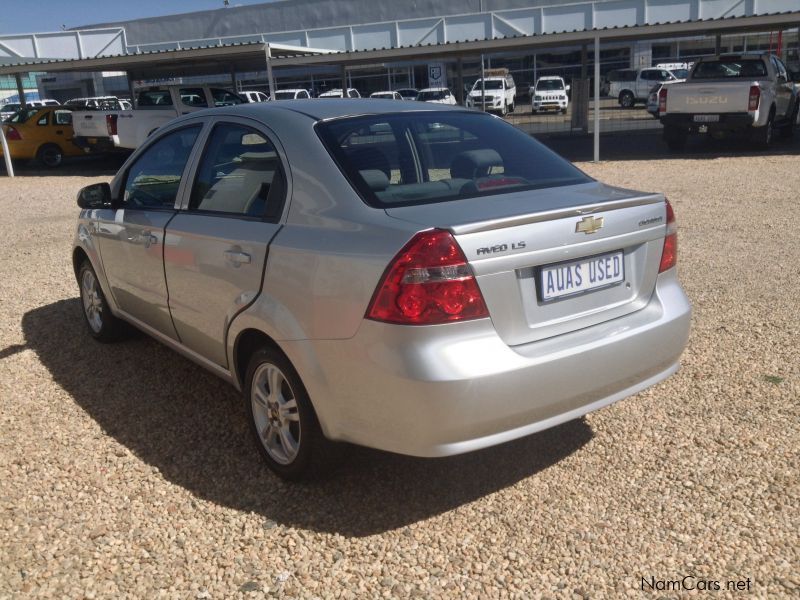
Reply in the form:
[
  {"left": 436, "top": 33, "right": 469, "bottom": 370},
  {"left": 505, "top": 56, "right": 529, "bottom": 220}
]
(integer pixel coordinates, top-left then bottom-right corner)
[
  {"left": 191, "top": 98, "right": 469, "bottom": 122},
  {"left": 418, "top": 88, "right": 449, "bottom": 92},
  {"left": 538, "top": 75, "right": 564, "bottom": 80}
]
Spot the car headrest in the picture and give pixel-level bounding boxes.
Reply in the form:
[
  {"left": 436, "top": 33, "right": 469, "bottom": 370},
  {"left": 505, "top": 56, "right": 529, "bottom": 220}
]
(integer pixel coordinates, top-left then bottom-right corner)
[
  {"left": 359, "top": 169, "right": 390, "bottom": 191},
  {"left": 450, "top": 149, "right": 503, "bottom": 179}
]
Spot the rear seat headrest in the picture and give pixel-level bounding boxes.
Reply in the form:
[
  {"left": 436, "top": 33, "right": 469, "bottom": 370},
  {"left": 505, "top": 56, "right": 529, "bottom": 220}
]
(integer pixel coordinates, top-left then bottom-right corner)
[
  {"left": 359, "top": 169, "right": 390, "bottom": 191},
  {"left": 450, "top": 149, "right": 503, "bottom": 179}
]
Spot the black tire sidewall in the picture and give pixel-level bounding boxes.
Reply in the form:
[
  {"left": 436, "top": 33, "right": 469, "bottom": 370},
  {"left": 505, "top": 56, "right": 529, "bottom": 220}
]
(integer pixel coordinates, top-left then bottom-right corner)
[
  {"left": 243, "top": 346, "right": 322, "bottom": 480},
  {"left": 78, "top": 260, "right": 123, "bottom": 342},
  {"left": 38, "top": 144, "right": 63, "bottom": 168}
]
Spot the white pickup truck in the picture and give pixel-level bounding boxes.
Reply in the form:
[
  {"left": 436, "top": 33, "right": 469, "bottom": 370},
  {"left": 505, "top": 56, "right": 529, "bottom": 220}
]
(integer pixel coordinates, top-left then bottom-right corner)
[
  {"left": 659, "top": 54, "right": 799, "bottom": 150},
  {"left": 609, "top": 67, "right": 683, "bottom": 108},
  {"left": 72, "top": 85, "right": 243, "bottom": 152}
]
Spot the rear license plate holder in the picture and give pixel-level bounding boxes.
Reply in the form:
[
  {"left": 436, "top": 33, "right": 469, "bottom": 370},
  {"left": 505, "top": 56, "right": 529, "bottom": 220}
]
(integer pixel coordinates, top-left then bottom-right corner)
[
  {"left": 693, "top": 114, "right": 719, "bottom": 123},
  {"left": 538, "top": 250, "right": 625, "bottom": 302}
]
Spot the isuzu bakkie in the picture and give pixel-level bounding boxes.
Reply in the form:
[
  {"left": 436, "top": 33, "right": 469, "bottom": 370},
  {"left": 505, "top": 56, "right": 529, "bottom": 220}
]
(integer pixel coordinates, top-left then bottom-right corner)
[{"left": 659, "top": 54, "right": 799, "bottom": 150}]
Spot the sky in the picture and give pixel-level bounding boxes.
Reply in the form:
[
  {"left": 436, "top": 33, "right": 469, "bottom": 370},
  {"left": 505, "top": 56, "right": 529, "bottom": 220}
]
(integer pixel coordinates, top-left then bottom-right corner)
[{"left": 0, "top": 0, "right": 274, "bottom": 35}]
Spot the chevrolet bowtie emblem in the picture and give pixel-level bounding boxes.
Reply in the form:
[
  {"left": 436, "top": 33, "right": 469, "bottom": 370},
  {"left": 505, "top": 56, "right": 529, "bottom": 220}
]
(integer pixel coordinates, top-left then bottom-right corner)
[{"left": 575, "top": 215, "right": 604, "bottom": 234}]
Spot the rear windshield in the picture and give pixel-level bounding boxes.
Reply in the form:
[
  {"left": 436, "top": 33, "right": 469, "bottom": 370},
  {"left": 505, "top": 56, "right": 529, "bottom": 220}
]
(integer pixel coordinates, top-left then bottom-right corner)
[
  {"left": 316, "top": 112, "right": 591, "bottom": 208},
  {"left": 274, "top": 91, "right": 297, "bottom": 100},
  {"left": 692, "top": 59, "right": 767, "bottom": 79},
  {"left": 6, "top": 108, "right": 38, "bottom": 123},
  {"left": 417, "top": 90, "right": 449, "bottom": 101}
]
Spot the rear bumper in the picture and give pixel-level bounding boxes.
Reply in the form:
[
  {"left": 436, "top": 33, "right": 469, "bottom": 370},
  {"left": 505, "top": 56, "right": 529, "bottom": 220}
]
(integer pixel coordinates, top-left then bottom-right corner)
[
  {"left": 660, "top": 112, "right": 754, "bottom": 134},
  {"left": 285, "top": 269, "right": 691, "bottom": 457},
  {"left": 72, "top": 136, "right": 116, "bottom": 153}
]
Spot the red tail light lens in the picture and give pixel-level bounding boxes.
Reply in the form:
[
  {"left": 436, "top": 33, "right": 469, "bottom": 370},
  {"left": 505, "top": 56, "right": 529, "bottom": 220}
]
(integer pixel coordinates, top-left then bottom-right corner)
[
  {"left": 658, "top": 86, "right": 668, "bottom": 113},
  {"left": 5, "top": 126, "right": 21, "bottom": 141},
  {"left": 748, "top": 85, "right": 761, "bottom": 112},
  {"left": 658, "top": 199, "right": 678, "bottom": 273},
  {"left": 106, "top": 114, "right": 118, "bottom": 136},
  {"left": 366, "top": 230, "right": 489, "bottom": 325}
]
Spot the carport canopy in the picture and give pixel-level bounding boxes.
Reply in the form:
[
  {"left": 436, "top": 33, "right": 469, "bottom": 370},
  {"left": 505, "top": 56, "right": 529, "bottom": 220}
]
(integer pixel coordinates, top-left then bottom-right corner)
[{"left": 0, "top": 41, "right": 340, "bottom": 98}]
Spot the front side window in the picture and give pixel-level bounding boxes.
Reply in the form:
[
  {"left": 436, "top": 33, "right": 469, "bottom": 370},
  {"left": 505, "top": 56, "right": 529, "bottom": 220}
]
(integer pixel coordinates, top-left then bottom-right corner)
[
  {"left": 37, "top": 113, "right": 49, "bottom": 126},
  {"left": 317, "top": 112, "right": 591, "bottom": 208},
  {"left": 189, "top": 123, "right": 285, "bottom": 219},
  {"left": 123, "top": 126, "right": 201, "bottom": 209}
]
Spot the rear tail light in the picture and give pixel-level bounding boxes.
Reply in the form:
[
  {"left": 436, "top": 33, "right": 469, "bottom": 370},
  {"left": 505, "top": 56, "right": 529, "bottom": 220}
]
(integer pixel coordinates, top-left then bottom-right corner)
[
  {"left": 5, "top": 126, "right": 21, "bottom": 141},
  {"left": 658, "top": 86, "right": 668, "bottom": 112},
  {"left": 366, "top": 229, "right": 489, "bottom": 325},
  {"left": 748, "top": 85, "right": 761, "bottom": 112},
  {"left": 106, "top": 114, "right": 118, "bottom": 136},
  {"left": 658, "top": 199, "right": 678, "bottom": 273}
]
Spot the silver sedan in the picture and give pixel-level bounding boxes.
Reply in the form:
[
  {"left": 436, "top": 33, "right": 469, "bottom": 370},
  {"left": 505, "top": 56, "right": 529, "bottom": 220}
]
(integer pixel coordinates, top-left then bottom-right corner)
[{"left": 72, "top": 100, "right": 691, "bottom": 479}]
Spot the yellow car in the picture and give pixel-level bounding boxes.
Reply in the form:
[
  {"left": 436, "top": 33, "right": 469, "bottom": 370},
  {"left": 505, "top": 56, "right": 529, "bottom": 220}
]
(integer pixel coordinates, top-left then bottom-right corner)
[{"left": 1, "top": 106, "right": 87, "bottom": 167}]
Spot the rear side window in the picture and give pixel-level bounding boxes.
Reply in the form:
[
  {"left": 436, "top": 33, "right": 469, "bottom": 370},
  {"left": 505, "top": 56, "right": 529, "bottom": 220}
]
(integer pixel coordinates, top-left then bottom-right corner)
[
  {"left": 211, "top": 89, "right": 243, "bottom": 106},
  {"left": 317, "top": 112, "right": 590, "bottom": 208},
  {"left": 54, "top": 110, "right": 72, "bottom": 125},
  {"left": 123, "top": 126, "right": 201, "bottom": 209},
  {"left": 189, "top": 123, "right": 285, "bottom": 219},
  {"left": 180, "top": 88, "right": 208, "bottom": 107},
  {"left": 138, "top": 90, "right": 173, "bottom": 106}
]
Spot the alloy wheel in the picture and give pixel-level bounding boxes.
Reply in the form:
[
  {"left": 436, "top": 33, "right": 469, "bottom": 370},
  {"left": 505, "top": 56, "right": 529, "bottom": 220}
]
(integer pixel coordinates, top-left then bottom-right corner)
[{"left": 251, "top": 362, "right": 301, "bottom": 465}]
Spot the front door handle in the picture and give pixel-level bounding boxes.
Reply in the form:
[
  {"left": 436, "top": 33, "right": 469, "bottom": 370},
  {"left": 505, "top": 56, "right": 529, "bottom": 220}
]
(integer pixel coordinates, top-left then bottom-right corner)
[
  {"left": 128, "top": 231, "right": 157, "bottom": 247},
  {"left": 224, "top": 250, "right": 251, "bottom": 266}
]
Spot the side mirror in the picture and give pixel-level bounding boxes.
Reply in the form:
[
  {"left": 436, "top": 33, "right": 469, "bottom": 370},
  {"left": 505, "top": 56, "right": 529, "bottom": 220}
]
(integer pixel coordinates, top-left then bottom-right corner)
[
  {"left": 566, "top": 84, "right": 571, "bottom": 91},
  {"left": 77, "top": 182, "right": 113, "bottom": 209}
]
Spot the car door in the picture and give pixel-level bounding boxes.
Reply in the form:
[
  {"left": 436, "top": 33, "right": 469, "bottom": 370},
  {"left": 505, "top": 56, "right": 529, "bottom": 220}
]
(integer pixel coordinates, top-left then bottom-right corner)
[
  {"left": 94, "top": 124, "right": 203, "bottom": 339},
  {"left": 771, "top": 56, "right": 792, "bottom": 117},
  {"left": 163, "top": 118, "right": 288, "bottom": 367}
]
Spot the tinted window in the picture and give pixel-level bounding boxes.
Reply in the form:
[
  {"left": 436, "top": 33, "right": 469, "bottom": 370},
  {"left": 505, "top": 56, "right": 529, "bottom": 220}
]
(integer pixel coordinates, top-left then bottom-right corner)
[
  {"left": 137, "top": 90, "right": 173, "bottom": 106},
  {"left": 317, "top": 112, "right": 591, "bottom": 208},
  {"left": 474, "top": 80, "right": 504, "bottom": 90},
  {"left": 693, "top": 59, "right": 767, "bottom": 79},
  {"left": 418, "top": 90, "right": 450, "bottom": 101},
  {"left": 180, "top": 88, "right": 208, "bottom": 107},
  {"left": 189, "top": 123, "right": 285, "bottom": 218},
  {"left": 211, "top": 89, "right": 243, "bottom": 106},
  {"left": 123, "top": 126, "right": 201, "bottom": 209}
]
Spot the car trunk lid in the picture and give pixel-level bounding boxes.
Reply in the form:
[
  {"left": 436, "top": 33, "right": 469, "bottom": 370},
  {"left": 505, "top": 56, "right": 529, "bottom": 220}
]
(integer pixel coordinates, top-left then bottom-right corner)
[{"left": 385, "top": 182, "right": 668, "bottom": 346}]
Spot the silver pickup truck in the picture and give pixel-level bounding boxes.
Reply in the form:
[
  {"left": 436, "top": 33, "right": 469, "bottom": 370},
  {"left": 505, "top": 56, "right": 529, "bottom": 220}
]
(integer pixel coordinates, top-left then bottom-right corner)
[{"left": 659, "top": 53, "right": 799, "bottom": 150}]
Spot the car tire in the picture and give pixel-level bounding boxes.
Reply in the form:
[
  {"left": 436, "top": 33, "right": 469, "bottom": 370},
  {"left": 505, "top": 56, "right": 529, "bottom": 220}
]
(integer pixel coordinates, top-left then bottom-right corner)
[
  {"left": 663, "top": 128, "right": 687, "bottom": 152},
  {"left": 500, "top": 101, "right": 508, "bottom": 117},
  {"left": 36, "top": 143, "right": 63, "bottom": 168},
  {"left": 561, "top": 107, "right": 568, "bottom": 114},
  {"left": 78, "top": 260, "right": 128, "bottom": 342},
  {"left": 752, "top": 109, "right": 774, "bottom": 148},
  {"left": 532, "top": 107, "right": 538, "bottom": 114},
  {"left": 509, "top": 101, "right": 515, "bottom": 113},
  {"left": 244, "top": 345, "right": 337, "bottom": 480},
  {"left": 619, "top": 91, "right": 634, "bottom": 109}
]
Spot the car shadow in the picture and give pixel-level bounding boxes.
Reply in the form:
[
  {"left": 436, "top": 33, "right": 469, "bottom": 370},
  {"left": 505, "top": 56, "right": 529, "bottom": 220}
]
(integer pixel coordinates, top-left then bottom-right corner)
[
  {"left": 541, "top": 129, "right": 800, "bottom": 162},
  {"left": 20, "top": 299, "right": 592, "bottom": 537}
]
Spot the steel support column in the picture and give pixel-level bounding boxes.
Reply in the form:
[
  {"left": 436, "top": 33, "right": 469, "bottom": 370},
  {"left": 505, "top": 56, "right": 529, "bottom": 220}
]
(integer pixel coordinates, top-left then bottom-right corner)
[
  {"left": 15, "top": 74, "right": 26, "bottom": 108},
  {"left": 593, "top": 36, "right": 600, "bottom": 163},
  {"left": 265, "top": 44, "right": 276, "bottom": 99}
]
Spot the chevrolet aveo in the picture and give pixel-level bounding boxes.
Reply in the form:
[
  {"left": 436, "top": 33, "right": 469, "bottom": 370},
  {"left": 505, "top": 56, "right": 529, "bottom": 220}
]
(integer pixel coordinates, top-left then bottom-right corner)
[{"left": 73, "top": 100, "right": 690, "bottom": 479}]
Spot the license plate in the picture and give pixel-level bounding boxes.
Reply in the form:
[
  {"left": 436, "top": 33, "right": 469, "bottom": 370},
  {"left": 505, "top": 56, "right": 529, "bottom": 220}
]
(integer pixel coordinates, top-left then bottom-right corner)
[
  {"left": 539, "top": 251, "right": 624, "bottom": 301},
  {"left": 88, "top": 137, "right": 97, "bottom": 144},
  {"left": 693, "top": 114, "right": 719, "bottom": 123}
]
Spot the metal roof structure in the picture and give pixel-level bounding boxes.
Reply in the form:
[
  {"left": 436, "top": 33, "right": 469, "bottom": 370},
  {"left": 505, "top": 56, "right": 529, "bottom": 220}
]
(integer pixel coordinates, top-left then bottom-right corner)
[
  {"left": 0, "top": 42, "right": 338, "bottom": 78},
  {"left": 0, "top": 10, "right": 797, "bottom": 80},
  {"left": 270, "top": 10, "right": 800, "bottom": 67}
]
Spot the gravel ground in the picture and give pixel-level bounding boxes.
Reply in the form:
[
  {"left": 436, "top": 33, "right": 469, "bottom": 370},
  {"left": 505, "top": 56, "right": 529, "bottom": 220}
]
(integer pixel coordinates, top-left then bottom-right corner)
[{"left": 1, "top": 138, "right": 798, "bottom": 599}]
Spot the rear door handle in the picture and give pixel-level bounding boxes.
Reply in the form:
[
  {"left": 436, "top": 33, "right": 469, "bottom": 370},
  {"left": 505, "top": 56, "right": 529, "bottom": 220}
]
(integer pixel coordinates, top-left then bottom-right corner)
[{"left": 224, "top": 250, "right": 251, "bottom": 266}]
